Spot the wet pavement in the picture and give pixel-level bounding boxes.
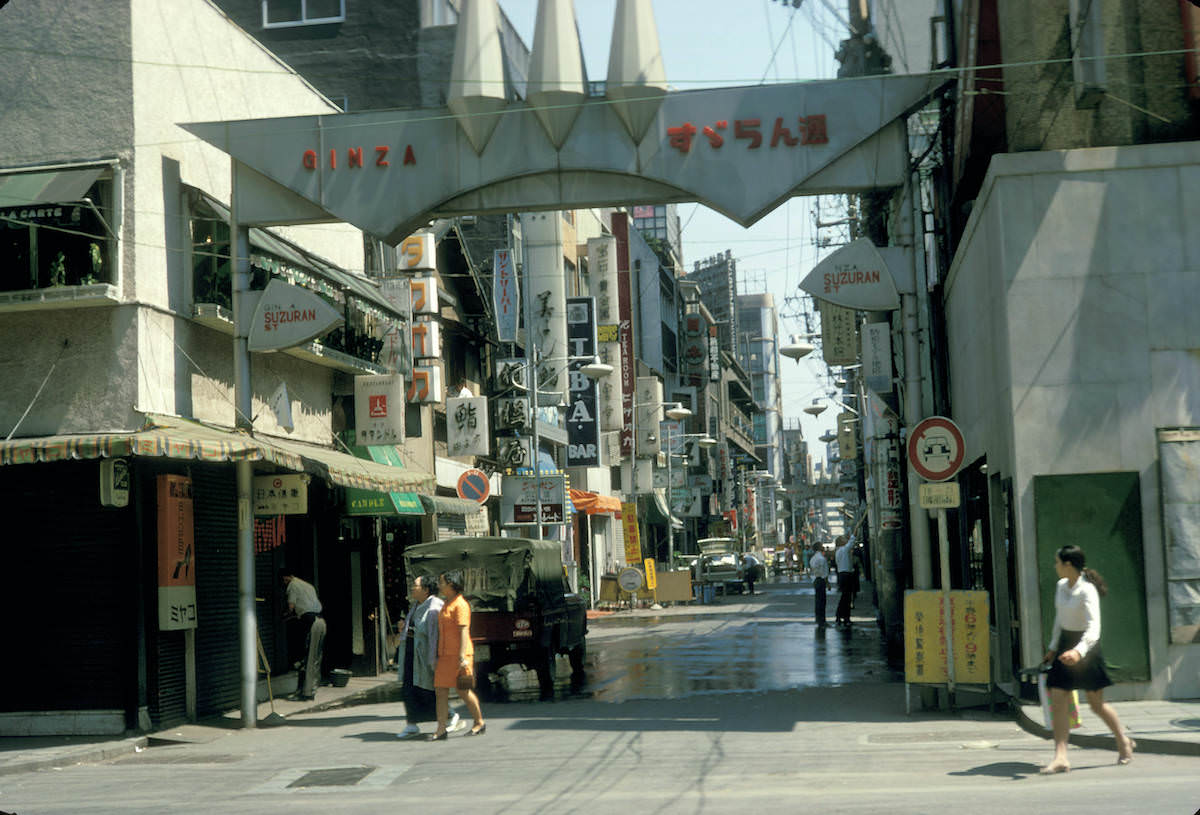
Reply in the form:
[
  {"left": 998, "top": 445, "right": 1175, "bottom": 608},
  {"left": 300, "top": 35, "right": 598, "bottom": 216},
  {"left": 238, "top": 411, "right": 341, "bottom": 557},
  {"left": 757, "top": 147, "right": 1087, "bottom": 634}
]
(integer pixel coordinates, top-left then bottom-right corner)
[{"left": 584, "top": 575, "right": 901, "bottom": 702}]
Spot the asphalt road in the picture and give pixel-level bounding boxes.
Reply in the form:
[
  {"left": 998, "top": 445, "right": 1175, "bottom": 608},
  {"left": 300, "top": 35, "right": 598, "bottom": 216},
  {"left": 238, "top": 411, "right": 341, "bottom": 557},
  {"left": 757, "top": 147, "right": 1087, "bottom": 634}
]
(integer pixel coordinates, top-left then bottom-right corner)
[{"left": 2, "top": 578, "right": 1196, "bottom": 814}]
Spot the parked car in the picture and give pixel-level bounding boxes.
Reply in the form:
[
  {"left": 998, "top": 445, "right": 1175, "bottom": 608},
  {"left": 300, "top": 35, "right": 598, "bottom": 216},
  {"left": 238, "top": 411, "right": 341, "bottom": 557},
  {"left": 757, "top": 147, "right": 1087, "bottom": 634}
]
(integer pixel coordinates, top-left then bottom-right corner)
[
  {"left": 694, "top": 551, "right": 745, "bottom": 595},
  {"left": 403, "top": 536, "right": 586, "bottom": 700}
]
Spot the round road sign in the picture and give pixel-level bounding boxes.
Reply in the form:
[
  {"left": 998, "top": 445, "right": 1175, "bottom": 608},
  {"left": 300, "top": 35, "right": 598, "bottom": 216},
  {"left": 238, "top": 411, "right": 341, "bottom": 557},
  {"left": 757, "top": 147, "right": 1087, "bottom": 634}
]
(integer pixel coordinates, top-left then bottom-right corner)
[
  {"left": 907, "top": 416, "right": 966, "bottom": 482},
  {"left": 617, "top": 567, "right": 644, "bottom": 592},
  {"left": 456, "top": 468, "right": 491, "bottom": 503}
]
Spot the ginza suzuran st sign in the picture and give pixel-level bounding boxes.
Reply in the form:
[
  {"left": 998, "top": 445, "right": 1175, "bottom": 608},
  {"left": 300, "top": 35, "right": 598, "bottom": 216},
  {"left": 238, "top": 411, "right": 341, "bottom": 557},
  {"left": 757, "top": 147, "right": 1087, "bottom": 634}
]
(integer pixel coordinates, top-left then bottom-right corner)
[{"left": 182, "top": 74, "right": 943, "bottom": 244}]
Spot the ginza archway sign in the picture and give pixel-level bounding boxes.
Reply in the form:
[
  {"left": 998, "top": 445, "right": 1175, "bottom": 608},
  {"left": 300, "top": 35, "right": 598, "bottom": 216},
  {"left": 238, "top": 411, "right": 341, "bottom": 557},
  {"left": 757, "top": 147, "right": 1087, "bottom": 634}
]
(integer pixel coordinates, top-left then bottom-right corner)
[{"left": 181, "top": 74, "right": 945, "bottom": 244}]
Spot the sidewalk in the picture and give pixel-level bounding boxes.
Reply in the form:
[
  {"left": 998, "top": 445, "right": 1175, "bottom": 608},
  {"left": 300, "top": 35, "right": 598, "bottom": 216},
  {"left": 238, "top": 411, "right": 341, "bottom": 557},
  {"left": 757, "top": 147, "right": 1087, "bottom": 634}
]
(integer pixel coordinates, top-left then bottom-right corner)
[
  {"left": 0, "top": 675, "right": 392, "bottom": 776},
  {"left": 1015, "top": 697, "right": 1200, "bottom": 757}
]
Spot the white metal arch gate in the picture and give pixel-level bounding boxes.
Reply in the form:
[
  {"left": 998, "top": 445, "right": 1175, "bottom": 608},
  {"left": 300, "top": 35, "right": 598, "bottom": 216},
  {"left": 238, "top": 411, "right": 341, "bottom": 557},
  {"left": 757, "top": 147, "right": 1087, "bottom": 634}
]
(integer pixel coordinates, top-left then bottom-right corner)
[
  {"left": 183, "top": 73, "right": 945, "bottom": 726},
  {"left": 182, "top": 74, "right": 942, "bottom": 242}
]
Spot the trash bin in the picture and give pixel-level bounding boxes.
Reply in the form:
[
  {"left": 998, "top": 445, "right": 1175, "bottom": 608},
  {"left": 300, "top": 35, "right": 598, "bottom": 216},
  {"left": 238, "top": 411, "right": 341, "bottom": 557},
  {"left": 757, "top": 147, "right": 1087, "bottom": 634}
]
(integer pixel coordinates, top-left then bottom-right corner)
[{"left": 701, "top": 584, "right": 714, "bottom": 604}]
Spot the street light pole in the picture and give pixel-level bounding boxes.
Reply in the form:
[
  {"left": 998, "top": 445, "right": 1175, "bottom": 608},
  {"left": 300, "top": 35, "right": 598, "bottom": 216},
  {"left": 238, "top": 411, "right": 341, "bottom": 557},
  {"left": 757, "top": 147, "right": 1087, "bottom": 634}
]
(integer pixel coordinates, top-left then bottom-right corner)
[{"left": 519, "top": 214, "right": 542, "bottom": 540}]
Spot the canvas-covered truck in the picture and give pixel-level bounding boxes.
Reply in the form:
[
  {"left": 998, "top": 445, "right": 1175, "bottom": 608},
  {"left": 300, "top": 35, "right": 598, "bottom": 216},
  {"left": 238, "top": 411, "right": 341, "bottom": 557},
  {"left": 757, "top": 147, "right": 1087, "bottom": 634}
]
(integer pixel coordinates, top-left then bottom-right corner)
[{"left": 403, "top": 536, "right": 587, "bottom": 700}]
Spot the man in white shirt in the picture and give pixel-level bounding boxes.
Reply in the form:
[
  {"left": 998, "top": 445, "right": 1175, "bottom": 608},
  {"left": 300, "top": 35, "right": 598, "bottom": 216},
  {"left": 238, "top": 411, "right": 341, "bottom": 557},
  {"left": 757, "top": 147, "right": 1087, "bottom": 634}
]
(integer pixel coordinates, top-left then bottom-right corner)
[
  {"left": 834, "top": 535, "right": 856, "bottom": 627},
  {"left": 282, "top": 571, "right": 326, "bottom": 701},
  {"left": 809, "top": 545, "right": 829, "bottom": 628}
]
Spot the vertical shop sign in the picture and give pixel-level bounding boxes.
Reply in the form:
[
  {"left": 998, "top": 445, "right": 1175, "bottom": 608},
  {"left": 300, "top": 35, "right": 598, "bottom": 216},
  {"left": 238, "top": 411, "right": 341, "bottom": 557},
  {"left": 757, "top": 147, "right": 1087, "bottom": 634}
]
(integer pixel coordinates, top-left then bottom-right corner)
[
  {"left": 613, "top": 215, "right": 636, "bottom": 456},
  {"left": 493, "top": 248, "right": 518, "bottom": 342},
  {"left": 621, "top": 502, "right": 642, "bottom": 564},
  {"left": 157, "top": 474, "right": 197, "bottom": 631},
  {"left": 355, "top": 374, "right": 405, "bottom": 444},
  {"left": 879, "top": 407, "right": 903, "bottom": 529},
  {"left": 862, "top": 321, "right": 893, "bottom": 393},
  {"left": 708, "top": 324, "right": 721, "bottom": 382},
  {"left": 447, "top": 395, "right": 489, "bottom": 456},
  {"left": 820, "top": 301, "right": 858, "bottom": 365},
  {"left": 589, "top": 236, "right": 624, "bottom": 434},
  {"left": 566, "top": 297, "right": 600, "bottom": 466}
]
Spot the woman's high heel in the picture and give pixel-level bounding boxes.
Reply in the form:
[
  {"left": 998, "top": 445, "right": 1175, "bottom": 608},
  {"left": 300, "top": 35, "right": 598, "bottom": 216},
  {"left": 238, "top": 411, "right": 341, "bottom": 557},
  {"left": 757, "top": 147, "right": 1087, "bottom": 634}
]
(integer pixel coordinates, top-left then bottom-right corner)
[
  {"left": 465, "top": 723, "right": 487, "bottom": 736},
  {"left": 1117, "top": 737, "right": 1136, "bottom": 765},
  {"left": 1038, "top": 761, "right": 1070, "bottom": 775},
  {"left": 426, "top": 731, "right": 448, "bottom": 742}
]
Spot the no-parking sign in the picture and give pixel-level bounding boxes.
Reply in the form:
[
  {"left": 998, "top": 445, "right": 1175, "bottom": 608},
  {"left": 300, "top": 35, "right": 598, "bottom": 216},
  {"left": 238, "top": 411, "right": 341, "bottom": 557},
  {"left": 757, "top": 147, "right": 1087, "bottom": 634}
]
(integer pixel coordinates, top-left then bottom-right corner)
[{"left": 907, "top": 416, "right": 966, "bottom": 482}]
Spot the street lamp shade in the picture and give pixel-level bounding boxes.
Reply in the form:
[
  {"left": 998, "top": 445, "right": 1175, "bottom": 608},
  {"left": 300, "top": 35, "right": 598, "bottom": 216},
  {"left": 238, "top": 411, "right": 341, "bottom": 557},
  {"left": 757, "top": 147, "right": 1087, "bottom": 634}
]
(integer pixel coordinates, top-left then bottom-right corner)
[
  {"left": 802, "top": 399, "right": 827, "bottom": 416},
  {"left": 580, "top": 357, "right": 614, "bottom": 379},
  {"left": 818, "top": 430, "right": 836, "bottom": 443},
  {"left": 696, "top": 435, "right": 717, "bottom": 448},
  {"left": 665, "top": 403, "right": 691, "bottom": 421},
  {"left": 780, "top": 335, "right": 815, "bottom": 362}
]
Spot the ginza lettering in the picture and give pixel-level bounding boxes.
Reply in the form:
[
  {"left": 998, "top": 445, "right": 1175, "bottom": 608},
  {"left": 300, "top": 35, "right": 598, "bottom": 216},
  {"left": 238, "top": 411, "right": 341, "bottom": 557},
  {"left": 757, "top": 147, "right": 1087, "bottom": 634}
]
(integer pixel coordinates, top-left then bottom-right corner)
[
  {"left": 301, "top": 145, "right": 417, "bottom": 170},
  {"left": 667, "top": 114, "right": 829, "bottom": 154}
]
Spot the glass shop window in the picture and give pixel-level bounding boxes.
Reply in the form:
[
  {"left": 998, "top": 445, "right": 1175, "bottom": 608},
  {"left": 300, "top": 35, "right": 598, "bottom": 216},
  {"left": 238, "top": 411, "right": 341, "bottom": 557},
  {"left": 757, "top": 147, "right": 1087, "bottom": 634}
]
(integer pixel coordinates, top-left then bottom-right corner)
[
  {"left": 0, "top": 178, "right": 115, "bottom": 293},
  {"left": 262, "top": 0, "right": 345, "bottom": 28}
]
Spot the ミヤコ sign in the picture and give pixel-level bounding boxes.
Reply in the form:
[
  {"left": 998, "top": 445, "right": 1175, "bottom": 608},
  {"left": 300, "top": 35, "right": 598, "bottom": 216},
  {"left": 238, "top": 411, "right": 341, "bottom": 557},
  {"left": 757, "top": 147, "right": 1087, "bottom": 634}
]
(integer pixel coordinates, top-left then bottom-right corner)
[
  {"left": 566, "top": 296, "right": 599, "bottom": 466},
  {"left": 157, "top": 474, "right": 197, "bottom": 631}
]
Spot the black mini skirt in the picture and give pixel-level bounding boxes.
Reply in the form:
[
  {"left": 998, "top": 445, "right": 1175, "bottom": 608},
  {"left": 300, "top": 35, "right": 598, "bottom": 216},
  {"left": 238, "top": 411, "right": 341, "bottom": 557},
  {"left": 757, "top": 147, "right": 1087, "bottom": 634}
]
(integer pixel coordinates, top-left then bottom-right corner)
[{"left": 1046, "top": 629, "right": 1113, "bottom": 692}]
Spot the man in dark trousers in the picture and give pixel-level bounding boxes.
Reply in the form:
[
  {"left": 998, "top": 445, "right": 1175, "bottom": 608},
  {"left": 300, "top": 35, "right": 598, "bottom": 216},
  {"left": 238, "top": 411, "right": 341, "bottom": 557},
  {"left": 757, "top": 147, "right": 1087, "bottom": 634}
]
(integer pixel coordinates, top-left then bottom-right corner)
[
  {"left": 282, "top": 571, "right": 326, "bottom": 701},
  {"left": 809, "top": 544, "right": 829, "bottom": 628},
  {"left": 833, "top": 535, "right": 856, "bottom": 627}
]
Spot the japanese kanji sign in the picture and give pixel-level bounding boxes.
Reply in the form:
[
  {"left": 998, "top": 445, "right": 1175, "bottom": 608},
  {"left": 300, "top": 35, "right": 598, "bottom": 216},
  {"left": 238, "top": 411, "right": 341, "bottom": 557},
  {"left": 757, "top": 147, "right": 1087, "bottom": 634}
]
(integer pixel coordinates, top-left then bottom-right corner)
[
  {"left": 447, "top": 396, "right": 489, "bottom": 457},
  {"left": 355, "top": 374, "right": 405, "bottom": 444},
  {"left": 493, "top": 248, "right": 518, "bottom": 342},
  {"left": 253, "top": 474, "right": 308, "bottom": 516}
]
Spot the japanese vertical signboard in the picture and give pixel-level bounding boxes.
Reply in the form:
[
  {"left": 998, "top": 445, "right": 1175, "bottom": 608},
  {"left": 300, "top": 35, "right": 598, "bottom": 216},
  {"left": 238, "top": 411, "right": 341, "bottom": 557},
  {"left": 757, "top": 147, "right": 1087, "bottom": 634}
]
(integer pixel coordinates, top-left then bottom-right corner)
[
  {"left": 355, "top": 374, "right": 405, "bottom": 444},
  {"left": 447, "top": 396, "right": 489, "bottom": 457},
  {"left": 904, "top": 590, "right": 991, "bottom": 685},
  {"left": 157, "top": 475, "right": 197, "bottom": 631},
  {"left": 820, "top": 301, "right": 858, "bottom": 365},
  {"left": 493, "top": 248, "right": 518, "bottom": 342},
  {"left": 565, "top": 296, "right": 600, "bottom": 466},
  {"left": 613, "top": 215, "right": 636, "bottom": 457},
  {"left": 862, "top": 320, "right": 893, "bottom": 393},
  {"left": 621, "top": 501, "right": 642, "bottom": 564},
  {"left": 588, "top": 236, "right": 623, "bottom": 435}
]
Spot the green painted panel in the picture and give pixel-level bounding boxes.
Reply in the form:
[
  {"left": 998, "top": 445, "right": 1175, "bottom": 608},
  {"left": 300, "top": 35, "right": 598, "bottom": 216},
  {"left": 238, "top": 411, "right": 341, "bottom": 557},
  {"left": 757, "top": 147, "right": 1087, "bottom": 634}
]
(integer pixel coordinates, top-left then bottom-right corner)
[{"left": 1034, "top": 472, "right": 1149, "bottom": 681}]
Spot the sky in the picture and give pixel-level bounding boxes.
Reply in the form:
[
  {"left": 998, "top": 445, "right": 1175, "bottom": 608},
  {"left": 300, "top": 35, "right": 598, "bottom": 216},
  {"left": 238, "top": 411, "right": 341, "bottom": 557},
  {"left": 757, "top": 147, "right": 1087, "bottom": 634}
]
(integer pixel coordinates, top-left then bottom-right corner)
[{"left": 498, "top": 0, "right": 851, "bottom": 452}]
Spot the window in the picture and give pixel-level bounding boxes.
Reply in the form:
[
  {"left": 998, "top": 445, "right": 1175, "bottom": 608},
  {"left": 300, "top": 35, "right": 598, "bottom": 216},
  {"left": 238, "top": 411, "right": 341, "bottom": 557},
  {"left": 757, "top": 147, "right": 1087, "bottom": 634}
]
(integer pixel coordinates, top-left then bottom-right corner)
[
  {"left": 262, "top": 0, "right": 345, "bottom": 28},
  {"left": 0, "top": 173, "right": 115, "bottom": 294}
]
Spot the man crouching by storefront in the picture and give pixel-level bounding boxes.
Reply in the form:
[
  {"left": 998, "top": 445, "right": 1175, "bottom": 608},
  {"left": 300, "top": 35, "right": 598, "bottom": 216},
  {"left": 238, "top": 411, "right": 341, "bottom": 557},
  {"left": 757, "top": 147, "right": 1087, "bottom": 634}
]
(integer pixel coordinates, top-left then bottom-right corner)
[{"left": 282, "top": 570, "right": 326, "bottom": 701}]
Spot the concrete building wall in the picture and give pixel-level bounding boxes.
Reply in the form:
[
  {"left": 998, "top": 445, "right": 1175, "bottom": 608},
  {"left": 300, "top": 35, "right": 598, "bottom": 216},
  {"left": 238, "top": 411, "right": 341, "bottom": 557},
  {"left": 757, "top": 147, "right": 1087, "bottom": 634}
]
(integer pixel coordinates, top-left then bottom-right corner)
[
  {"left": 944, "top": 141, "right": 1200, "bottom": 698},
  {"left": 996, "top": 0, "right": 1194, "bottom": 151}
]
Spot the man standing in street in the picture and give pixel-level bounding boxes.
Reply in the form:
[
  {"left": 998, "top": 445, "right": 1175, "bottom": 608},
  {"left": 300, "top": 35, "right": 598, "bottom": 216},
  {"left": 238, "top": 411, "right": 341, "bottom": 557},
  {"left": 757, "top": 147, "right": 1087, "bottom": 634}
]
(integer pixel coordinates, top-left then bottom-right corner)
[
  {"left": 833, "top": 535, "right": 856, "bottom": 627},
  {"left": 282, "top": 571, "right": 326, "bottom": 701},
  {"left": 809, "top": 544, "right": 829, "bottom": 628}
]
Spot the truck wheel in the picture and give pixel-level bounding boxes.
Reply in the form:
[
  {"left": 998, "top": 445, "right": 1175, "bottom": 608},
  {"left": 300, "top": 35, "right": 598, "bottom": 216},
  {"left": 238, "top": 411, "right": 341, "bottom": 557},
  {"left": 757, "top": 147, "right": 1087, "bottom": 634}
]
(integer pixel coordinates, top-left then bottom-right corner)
[
  {"left": 568, "top": 641, "right": 586, "bottom": 692},
  {"left": 535, "top": 648, "right": 557, "bottom": 701}
]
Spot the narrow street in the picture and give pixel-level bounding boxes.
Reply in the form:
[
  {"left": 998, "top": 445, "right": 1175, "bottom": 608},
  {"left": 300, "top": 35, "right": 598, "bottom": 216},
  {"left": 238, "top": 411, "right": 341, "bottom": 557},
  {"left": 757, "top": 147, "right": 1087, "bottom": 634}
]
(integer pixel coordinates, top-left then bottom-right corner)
[{"left": 2, "top": 575, "right": 1196, "bottom": 814}]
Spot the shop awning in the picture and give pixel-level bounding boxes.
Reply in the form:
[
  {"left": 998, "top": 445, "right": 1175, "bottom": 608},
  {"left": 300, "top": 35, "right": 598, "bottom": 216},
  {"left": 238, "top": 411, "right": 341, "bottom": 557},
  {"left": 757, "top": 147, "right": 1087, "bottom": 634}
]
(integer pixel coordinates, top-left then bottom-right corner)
[
  {"left": 647, "top": 490, "right": 684, "bottom": 530},
  {"left": 0, "top": 166, "right": 105, "bottom": 208},
  {"left": 0, "top": 414, "right": 435, "bottom": 494},
  {"left": 343, "top": 443, "right": 428, "bottom": 516},
  {"left": 419, "top": 494, "right": 484, "bottom": 516},
  {"left": 266, "top": 435, "right": 435, "bottom": 493},
  {"left": 568, "top": 488, "right": 621, "bottom": 515},
  {"left": 191, "top": 190, "right": 402, "bottom": 319}
]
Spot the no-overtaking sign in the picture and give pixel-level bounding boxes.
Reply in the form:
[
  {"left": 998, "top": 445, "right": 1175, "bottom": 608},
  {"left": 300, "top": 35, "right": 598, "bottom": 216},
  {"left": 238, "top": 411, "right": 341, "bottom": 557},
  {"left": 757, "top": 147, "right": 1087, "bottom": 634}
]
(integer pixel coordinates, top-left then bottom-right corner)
[{"left": 907, "top": 416, "right": 966, "bottom": 482}]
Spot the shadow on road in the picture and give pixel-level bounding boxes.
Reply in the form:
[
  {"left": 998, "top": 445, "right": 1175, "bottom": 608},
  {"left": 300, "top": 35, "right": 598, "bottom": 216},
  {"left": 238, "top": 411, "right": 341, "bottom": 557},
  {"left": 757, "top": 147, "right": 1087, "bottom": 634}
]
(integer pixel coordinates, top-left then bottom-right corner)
[{"left": 947, "top": 761, "right": 1042, "bottom": 780}]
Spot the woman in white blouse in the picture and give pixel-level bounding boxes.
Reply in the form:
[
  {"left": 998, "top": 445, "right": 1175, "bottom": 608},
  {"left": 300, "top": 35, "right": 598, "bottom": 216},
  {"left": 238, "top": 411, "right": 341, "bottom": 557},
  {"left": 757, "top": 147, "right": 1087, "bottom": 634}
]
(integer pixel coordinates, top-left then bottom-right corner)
[{"left": 1039, "top": 545, "right": 1135, "bottom": 774}]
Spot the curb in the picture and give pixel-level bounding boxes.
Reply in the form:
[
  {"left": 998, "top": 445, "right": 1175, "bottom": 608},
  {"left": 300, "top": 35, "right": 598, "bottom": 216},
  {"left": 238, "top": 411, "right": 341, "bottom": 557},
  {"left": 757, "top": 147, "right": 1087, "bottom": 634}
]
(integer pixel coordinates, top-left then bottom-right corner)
[
  {"left": 0, "top": 736, "right": 148, "bottom": 777},
  {"left": 1013, "top": 705, "right": 1200, "bottom": 758}
]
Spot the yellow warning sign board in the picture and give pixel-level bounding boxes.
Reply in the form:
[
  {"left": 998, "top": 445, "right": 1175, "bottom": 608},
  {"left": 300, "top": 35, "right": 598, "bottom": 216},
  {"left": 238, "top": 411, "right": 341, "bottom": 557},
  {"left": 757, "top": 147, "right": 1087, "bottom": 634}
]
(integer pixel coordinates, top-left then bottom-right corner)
[
  {"left": 643, "top": 558, "right": 657, "bottom": 590},
  {"left": 904, "top": 590, "right": 990, "bottom": 685}
]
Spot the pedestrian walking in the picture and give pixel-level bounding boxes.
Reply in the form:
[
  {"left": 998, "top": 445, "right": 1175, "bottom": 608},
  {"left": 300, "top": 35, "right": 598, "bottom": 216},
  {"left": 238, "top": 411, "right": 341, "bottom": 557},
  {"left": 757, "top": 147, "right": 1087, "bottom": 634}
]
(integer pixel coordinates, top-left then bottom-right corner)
[
  {"left": 281, "top": 571, "right": 325, "bottom": 701},
  {"left": 809, "top": 544, "right": 829, "bottom": 628},
  {"left": 397, "top": 575, "right": 461, "bottom": 739},
  {"left": 742, "top": 552, "right": 761, "bottom": 594},
  {"left": 833, "top": 535, "right": 856, "bottom": 627},
  {"left": 428, "top": 570, "right": 486, "bottom": 740},
  {"left": 1039, "top": 545, "right": 1135, "bottom": 774}
]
